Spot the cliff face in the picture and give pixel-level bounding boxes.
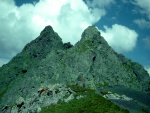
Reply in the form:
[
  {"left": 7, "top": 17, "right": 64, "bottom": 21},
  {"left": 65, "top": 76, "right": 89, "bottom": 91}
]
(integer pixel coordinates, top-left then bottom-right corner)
[{"left": 0, "top": 26, "right": 150, "bottom": 112}]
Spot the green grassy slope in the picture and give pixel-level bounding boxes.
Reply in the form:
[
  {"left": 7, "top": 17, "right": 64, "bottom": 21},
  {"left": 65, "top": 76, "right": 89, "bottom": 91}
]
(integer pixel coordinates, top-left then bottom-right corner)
[{"left": 40, "top": 85, "right": 129, "bottom": 113}]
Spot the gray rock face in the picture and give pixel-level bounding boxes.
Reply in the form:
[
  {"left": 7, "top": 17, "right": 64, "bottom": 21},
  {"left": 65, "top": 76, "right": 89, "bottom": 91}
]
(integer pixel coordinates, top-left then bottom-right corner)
[
  {"left": 0, "top": 25, "right": 150, "bottom": 112},
  {"left": 1, "top": 84, "right": 75, "bottom": 113},
  {"left": 23, "top": 25, "right": 63, "bottom": 59}
]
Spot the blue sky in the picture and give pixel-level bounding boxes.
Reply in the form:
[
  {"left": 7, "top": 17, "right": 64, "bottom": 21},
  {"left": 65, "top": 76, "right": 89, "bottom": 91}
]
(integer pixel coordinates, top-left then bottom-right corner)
[
  {"left": 95, "top": 0, "right": 150, "bottom": 66},
  {"left": 15, "top": 0, "right": 39, "bottom": 6},
  {"left": 0, "top": 0, "right": 150, "bottom": 74}
]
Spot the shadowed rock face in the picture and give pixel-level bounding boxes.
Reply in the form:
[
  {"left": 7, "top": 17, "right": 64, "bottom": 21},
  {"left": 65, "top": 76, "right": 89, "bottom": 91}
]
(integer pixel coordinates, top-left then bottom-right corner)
[{"left": 0, "top": 26, "right": 150, "bottom": 112}]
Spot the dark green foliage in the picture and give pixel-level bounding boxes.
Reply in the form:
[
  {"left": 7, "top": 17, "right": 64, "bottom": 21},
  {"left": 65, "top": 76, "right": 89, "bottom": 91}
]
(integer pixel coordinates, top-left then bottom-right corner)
[
  {"left": 40, "top": 85, "right": 129, "bottom": 113},
  {"left": 0, "top": 91, "right": 6, "bottom": 101},
  {"left": 100, "top": 89, "right": 109, "bottom": 95},
  {"left": 0, "top": 83, "right": 9, "bottom": 101},
  {"left": 77, "top": 40, "right": 93, "bottom": 52},
  {"left": 141, "top": 109, "right": 149, "bottom": 113}
]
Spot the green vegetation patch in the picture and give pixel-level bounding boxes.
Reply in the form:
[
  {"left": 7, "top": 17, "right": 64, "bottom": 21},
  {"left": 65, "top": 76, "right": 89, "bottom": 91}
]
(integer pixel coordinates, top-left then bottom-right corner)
[
  {"left": 98, "top": 81, "right": 110, "bottom": 87},
  {"left": 0, "top": 83, "right": 10, "bottom": 101},
  {"left": 100, "top": 89, "right": 109, "bottom": 95},
  {"left": 0, "top": 91, "right": 6, "bottom": 101},
  {"left": 40, "top": 85, "right": 129, "bottom": 113},
  {"left": 77, "top": 40, "right": 93, "bottom": 53}
]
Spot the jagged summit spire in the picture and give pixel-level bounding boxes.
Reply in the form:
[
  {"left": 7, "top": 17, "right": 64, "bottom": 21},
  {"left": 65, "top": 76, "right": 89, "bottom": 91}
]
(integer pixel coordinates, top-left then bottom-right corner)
[
  {"left": 22, "top": 25, "right": 63, "bottom": 58},
  {"left": 40, "top": 25, "right": 55, "bottom": 36},
  {"left": 79, "top": 26, "right": 108, "bottom": 46},
  {"left": 81, "top": 26, "right": 100, "bottom": 41}
]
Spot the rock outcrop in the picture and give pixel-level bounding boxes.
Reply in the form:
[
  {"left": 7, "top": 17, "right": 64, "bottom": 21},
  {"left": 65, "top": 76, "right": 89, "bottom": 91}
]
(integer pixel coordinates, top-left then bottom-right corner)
[{"left": 0, "top": 25, "right": 150, "bottom": 112}]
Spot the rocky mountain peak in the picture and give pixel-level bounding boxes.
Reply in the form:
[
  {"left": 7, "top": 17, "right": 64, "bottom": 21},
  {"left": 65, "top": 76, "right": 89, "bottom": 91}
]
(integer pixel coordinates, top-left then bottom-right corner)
[
  {"left": 79, "top": 26, "right": 107, "bottom": 45},
  {"left": 40, "top": 25, "right": 54, "bottom": 36},
  {"left": 22, "top": 26, "right": 63, "bottom": 59},
  {"left": 0, "top": 25, "right": 150, "bottom": 113}
]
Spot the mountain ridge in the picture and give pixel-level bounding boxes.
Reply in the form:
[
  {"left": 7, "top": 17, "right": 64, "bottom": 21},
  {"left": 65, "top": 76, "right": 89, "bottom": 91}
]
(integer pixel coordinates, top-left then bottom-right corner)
[{"left": 0, "top": 25, "right": 150, "bottom": 113}]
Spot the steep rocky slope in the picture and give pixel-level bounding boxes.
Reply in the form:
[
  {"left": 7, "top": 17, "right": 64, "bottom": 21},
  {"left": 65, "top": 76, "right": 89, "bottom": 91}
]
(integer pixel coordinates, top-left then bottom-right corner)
[{"left": 0, "top": 26, "right": 150, "bottom": 113}]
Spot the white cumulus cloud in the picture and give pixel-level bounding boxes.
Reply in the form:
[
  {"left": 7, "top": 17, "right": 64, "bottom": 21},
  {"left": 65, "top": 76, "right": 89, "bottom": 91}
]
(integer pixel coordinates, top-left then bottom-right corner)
[{"left": 100, "top": 24, "right": 138, "bottom": 53}]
